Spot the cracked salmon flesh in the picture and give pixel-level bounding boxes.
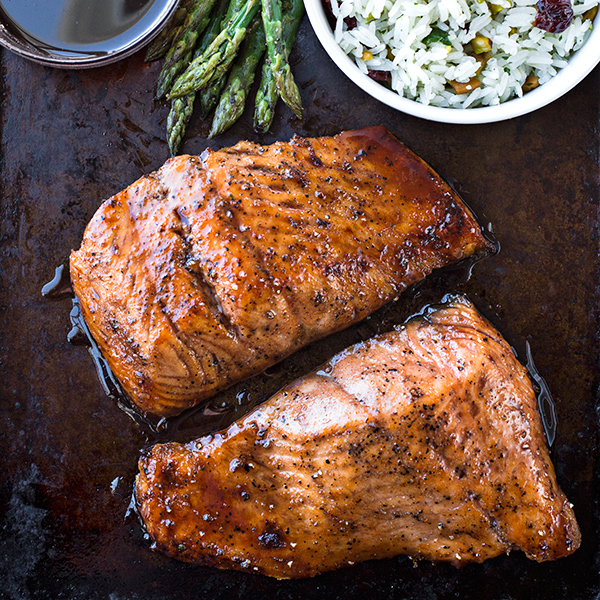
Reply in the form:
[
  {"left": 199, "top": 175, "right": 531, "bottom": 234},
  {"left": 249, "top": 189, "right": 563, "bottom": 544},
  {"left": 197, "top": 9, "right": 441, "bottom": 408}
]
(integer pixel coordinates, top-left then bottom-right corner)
[
  {"left": 135, "top": 297, "right": 580, "bottom": 578},
  {"left": 70, "top": 127, "right": 493, "bottom": 417}
]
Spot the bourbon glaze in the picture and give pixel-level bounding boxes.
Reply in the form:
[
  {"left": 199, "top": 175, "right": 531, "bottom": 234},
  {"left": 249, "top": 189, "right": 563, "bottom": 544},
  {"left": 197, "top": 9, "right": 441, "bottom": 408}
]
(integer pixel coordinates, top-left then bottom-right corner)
[
  {"left": 70, "top": 126, "right": 495, "bottom": 419},
  {"left": 135, "top": 297, "right": 579, "bottom": 579}
]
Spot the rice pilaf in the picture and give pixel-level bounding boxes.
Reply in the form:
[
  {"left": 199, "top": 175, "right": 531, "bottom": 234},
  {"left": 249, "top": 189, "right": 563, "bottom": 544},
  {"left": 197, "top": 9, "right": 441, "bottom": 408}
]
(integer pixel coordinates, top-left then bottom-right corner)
[{"left": 330, "top": 0, "right": 598, "bottom": 107}]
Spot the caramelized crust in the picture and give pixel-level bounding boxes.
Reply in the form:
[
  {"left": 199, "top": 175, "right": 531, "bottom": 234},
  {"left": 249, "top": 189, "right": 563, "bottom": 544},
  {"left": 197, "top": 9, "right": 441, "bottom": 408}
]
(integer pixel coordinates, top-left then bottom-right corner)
[
  {"left": 70, "top": 127, "right": 493, "bottom": 416},
  {"left": 135, "top": 297, "right": 580, "bottom": 579}
]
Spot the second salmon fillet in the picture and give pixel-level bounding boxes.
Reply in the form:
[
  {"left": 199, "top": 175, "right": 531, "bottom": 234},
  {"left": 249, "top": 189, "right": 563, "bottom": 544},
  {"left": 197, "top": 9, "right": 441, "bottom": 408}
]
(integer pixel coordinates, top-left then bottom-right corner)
[
  {"left": 70, "top": 126, "right": 493, "bottom": 417},
  {"left": 135, "top": 297, "right": 580, "bottom": 578}
]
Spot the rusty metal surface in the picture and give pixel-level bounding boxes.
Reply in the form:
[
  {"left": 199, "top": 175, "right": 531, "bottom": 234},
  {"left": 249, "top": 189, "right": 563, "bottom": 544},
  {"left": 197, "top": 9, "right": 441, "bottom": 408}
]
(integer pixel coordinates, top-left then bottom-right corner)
[{"left": 0, "top": 17, "right": 599, "bottom": 600}]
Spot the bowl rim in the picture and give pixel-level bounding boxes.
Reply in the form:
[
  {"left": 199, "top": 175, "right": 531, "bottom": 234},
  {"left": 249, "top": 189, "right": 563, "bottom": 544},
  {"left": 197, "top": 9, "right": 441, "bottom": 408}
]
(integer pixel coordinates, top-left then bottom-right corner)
[
  {"left": 303, "top": 0, "right": 600, "bottom": 123},
  {"left": 0, "top": 0, "right": 180, "bottom": 69}
]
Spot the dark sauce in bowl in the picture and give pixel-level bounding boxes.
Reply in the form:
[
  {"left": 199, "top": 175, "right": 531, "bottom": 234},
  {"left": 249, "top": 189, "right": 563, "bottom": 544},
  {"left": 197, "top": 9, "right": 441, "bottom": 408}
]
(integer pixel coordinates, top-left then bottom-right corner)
[{"left": 0, "top": 0, "right": 179, "bottom": 67}]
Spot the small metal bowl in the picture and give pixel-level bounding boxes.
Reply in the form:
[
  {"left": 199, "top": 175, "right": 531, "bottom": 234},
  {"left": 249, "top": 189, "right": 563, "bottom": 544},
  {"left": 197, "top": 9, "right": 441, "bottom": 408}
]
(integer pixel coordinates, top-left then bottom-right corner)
[{"left": 0, "top": 0, "right": 180, "bottom": 69}]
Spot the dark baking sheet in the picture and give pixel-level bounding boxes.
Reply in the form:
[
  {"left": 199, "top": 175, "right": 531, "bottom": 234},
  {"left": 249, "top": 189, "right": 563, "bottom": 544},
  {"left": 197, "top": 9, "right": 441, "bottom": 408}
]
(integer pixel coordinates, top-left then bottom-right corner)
[{"left": 0, "top": 14, "right": 599, "bottom": 600}]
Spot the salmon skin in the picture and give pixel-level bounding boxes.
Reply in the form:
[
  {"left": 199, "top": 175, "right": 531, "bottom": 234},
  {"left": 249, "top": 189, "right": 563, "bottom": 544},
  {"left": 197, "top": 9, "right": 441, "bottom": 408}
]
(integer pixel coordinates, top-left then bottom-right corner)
[
  {"left": 70, "top": 126, "right": 494, "bottom": 417},
  {"left": 135, "top": 297, "right": 580, "bottom": 579}
]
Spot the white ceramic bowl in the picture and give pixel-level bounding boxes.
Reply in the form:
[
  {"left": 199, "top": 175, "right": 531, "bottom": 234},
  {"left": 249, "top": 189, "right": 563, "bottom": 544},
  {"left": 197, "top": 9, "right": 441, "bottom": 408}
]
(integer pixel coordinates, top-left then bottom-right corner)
[{"left": 304, "top": 0, "right": 600, "bottom": 123}]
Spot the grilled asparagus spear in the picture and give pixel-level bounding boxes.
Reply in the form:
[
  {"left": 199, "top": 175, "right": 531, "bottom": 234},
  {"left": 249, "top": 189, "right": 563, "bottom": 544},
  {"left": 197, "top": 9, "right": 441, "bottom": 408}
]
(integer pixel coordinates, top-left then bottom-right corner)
[
  {"left": 260, "top": 0, "right": 302, "bottom": 117},
  {"left": 199, "top": 75, "right": 229, "bottom": 119},
  {"left": 199, "top": 0, "right": 247, "bottom": 117},
  {"left": 196, "top": 0, "right": 236, "bottom": 55},
  {"left": 167, "top": 95, "right": 196, "bottom": 156},
  {"left": 254, "top": 0, "right": 304, "bottom": 132},
  {"left": 166, "top": 0, "right": 233, "bottom": 155},
  {"left": 209, "top": 16, "right": 266, "bottom": 137},
  {"left": 145, "top": 5, "right": 189, "bottom": 62},
  {"left": 156, "top": 0, "right": 218, "bottom": 99},
  {"left": 254, "top": 62, "right": 277, "bottom": 133},
  {"left": 169, "top": 0, "right": 261, "bottom": 98}
]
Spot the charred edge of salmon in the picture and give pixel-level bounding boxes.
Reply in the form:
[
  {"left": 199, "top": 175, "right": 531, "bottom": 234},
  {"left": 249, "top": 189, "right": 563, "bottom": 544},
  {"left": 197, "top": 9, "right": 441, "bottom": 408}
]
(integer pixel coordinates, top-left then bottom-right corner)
[{"left": 334, "top": 126, "right": 499, "bottom": 257}]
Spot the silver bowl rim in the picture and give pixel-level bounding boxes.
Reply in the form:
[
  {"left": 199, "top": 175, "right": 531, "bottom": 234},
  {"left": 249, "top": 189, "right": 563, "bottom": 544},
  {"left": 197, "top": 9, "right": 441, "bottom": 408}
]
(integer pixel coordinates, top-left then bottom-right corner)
[{"left": 0, "top": 0, "right": 180, "bottom": 69}]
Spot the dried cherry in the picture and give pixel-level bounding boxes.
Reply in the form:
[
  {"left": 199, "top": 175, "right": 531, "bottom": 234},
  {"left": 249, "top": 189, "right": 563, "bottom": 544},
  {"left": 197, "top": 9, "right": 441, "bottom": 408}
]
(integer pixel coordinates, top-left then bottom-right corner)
[
  {"left": 368, "top": 70, "right": 392, "bottom": 82},
  {"left": 534, "top": 0, "right": 573, "bottom": 33}
]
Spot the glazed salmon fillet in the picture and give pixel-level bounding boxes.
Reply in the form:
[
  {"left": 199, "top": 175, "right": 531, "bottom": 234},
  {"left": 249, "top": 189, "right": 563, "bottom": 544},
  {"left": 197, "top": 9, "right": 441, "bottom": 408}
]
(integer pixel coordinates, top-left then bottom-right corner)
[
  {"left": 135, "top": 297, "right": 580, "bottom": 579},
  {"left": 70, "top": 127, "right": 493, "bottom": 417}
]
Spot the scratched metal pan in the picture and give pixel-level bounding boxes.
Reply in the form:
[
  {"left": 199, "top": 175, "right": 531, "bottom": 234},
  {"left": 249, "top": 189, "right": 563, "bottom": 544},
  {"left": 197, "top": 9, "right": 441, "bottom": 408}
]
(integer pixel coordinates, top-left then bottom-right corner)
[{"left": 0, "top": 16, "right": 598, "bottom": 600}]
